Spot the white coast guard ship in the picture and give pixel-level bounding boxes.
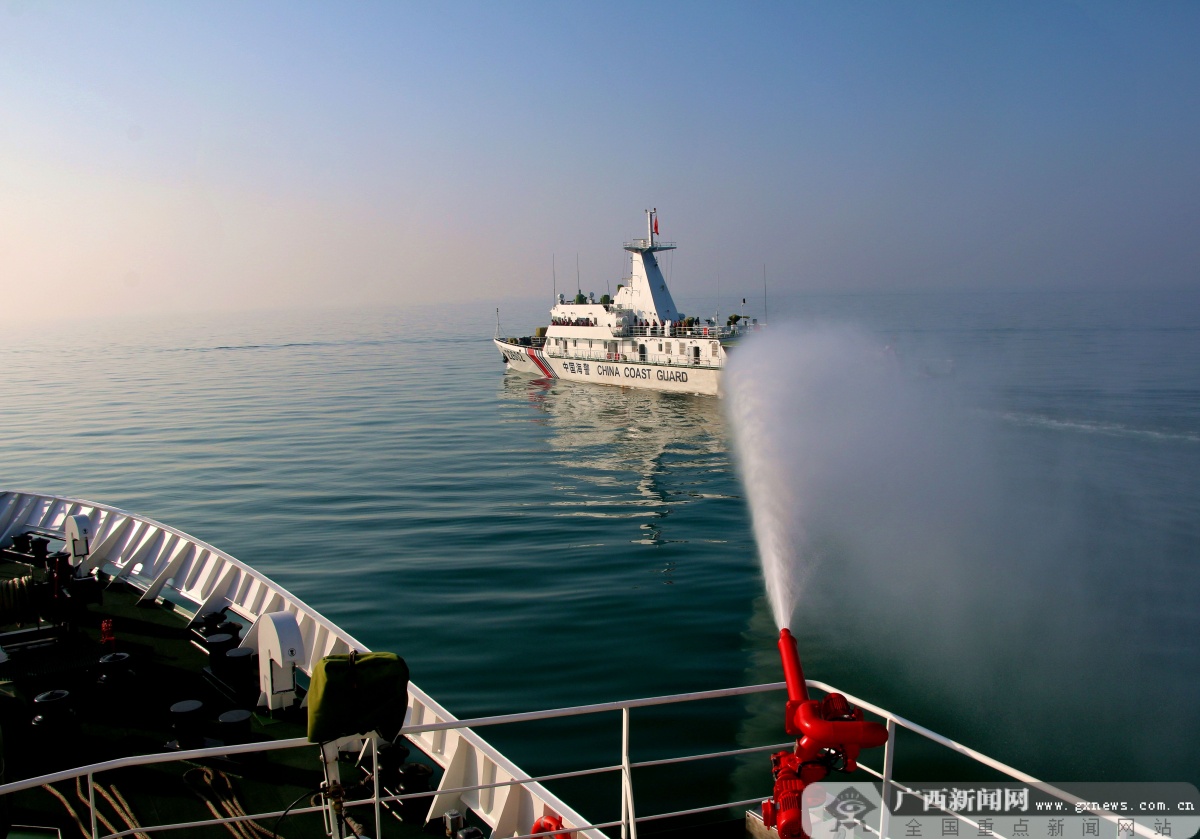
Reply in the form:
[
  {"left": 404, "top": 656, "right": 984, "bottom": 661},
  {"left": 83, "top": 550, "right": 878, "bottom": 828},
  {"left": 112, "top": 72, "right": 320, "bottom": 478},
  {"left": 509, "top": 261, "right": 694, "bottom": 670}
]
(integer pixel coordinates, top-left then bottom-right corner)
[{"left": 495, "top": 210, "right": 753, "bottom": 397}]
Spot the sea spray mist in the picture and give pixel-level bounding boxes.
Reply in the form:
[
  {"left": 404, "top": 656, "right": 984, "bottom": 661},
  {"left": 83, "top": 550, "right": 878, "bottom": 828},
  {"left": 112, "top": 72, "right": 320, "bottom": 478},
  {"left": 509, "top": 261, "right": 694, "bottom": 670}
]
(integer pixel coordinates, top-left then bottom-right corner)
[{"left": 724, "top": 323, "right": 966, "bottom": 630}]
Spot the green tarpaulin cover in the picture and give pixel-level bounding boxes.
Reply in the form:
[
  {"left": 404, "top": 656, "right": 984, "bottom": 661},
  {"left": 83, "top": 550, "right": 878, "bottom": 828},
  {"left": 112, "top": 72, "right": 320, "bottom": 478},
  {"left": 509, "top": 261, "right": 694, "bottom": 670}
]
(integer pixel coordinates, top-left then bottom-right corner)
[{"left": 307, "top": 652, "right": 409, "bottom": 743}]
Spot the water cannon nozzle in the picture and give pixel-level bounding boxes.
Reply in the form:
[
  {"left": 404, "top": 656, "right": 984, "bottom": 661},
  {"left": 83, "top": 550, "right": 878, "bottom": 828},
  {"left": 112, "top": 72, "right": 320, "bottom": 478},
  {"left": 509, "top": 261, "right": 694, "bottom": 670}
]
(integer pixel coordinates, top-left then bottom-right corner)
[{"left": 778, "top": 627, "right": 809, "bottom": 704}]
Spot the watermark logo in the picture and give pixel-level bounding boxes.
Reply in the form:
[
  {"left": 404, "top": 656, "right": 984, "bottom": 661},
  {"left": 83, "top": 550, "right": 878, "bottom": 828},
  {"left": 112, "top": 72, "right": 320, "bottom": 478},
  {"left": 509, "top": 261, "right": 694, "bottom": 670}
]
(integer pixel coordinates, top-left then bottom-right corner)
[{"left": 826, "top": 786, "right": 878, "bottom": 825}]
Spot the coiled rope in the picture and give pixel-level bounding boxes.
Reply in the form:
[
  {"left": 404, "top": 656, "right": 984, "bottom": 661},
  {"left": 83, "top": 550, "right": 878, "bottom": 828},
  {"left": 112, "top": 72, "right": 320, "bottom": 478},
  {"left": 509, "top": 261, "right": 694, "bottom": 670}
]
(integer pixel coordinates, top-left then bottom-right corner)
[
  {"left": 184, "top": 766, "right": 284, "bottom": 839},
  {"left": 94, "top": 781, "right": 150, "bottom": 839},
  {"left": 40, "top": 782, "right": 89, "bottom": 839},
  {"left": 0, "top": 575, "right": 38, "bottom": 625},
  {"left": 40, "top": 776, "right": 148, "bottom": 839}
]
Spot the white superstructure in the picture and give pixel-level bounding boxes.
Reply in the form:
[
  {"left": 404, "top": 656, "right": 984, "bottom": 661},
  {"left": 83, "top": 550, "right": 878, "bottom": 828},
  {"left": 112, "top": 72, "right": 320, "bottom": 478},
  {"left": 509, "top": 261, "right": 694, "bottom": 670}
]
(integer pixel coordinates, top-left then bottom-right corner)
[{"left": 495, "top": 210, "right": 757, "bottom": 397}]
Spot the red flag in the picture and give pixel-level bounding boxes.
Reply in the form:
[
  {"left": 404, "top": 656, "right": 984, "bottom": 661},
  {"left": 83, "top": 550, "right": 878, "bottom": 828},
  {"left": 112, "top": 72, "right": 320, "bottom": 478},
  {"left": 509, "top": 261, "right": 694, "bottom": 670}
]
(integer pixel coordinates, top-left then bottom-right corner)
[{"left": 653, "top": 216, "right": 659, "bottom": 235}]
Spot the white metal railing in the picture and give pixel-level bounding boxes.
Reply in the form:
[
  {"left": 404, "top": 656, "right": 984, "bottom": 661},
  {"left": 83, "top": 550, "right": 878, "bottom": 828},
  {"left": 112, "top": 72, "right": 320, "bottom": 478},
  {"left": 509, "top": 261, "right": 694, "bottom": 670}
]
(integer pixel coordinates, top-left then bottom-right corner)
[
  {"left": 0, "top": 683, "right": 784, "bottom": 839},
  {"left": 539, "top": 323, "right": 734, "bottom": 340},
  {"left": 610, "top": 325, "right": 734, "bottom": 340},
  {"left": 0, "top": 490, "right": 366, "bottom": 670},
  {"left": 503, "top": 336, "right": 723, "bottom": 367},
  {"left": 0, "top": 676, "right": 1151, "bottom": 839},
  {"left": 803, "top": 680, "right": 1169, "bottom": 839}
]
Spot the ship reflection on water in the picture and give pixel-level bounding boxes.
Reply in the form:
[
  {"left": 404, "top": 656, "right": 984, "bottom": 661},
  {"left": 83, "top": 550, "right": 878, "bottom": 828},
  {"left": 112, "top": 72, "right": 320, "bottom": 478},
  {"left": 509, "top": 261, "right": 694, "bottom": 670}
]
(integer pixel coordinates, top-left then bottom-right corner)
[{"left": 500, "top": 373, "right": 730, "bottom": 549}]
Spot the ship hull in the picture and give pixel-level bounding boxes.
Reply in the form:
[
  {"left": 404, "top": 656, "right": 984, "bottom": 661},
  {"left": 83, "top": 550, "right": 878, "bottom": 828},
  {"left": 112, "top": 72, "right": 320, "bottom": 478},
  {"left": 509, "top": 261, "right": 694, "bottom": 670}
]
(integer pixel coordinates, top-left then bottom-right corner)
[{"left": 495, "top": 338, "right": 721, "bottom": 396}]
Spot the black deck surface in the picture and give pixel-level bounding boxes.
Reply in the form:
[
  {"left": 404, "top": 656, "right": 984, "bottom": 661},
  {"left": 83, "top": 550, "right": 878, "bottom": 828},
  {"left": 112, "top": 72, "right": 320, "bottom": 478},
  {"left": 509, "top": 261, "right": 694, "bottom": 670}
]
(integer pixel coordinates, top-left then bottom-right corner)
[{"left": 0, "top": 556, "right": 437, "bottom": 839}]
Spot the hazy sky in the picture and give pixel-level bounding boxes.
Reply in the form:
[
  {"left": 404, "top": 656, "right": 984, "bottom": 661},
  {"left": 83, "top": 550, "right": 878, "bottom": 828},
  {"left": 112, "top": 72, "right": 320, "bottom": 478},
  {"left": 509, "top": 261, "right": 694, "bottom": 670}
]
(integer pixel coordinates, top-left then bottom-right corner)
[{"left": 2, "top": 1, "right": 1198, "bottom": 321}]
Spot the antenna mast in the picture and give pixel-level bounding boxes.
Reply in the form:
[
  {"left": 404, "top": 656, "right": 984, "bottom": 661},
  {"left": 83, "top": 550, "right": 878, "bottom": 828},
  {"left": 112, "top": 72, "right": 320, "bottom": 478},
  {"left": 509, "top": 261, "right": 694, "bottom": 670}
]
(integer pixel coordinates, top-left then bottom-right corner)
[
  {"left": 715, "top": 270, "right": 720, "bottom": 326},
  {"left": 763, "top": 263, "right": 768, "bottom": 325}
]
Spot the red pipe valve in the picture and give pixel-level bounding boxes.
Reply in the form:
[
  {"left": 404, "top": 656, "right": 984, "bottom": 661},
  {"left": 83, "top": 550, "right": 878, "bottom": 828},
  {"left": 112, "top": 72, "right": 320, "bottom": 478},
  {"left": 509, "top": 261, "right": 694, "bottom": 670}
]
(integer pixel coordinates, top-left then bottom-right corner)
[{"left": 762, "top": 629, "right": 888, "bottom": 839}]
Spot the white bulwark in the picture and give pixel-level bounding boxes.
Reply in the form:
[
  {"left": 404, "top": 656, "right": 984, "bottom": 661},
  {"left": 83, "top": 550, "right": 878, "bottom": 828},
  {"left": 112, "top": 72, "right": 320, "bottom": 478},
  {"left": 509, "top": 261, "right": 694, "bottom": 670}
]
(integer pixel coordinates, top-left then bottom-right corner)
[{"left": 494, "top": 210, "right": 757, "bottom": 396}]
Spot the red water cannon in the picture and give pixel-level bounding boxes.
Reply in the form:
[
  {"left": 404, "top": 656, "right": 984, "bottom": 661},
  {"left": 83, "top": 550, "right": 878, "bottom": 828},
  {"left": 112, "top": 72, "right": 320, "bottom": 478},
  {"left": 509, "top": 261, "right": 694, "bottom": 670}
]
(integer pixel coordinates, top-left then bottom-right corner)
[{"left": 762, "top": 628, "right": 888, "bottom": 839}]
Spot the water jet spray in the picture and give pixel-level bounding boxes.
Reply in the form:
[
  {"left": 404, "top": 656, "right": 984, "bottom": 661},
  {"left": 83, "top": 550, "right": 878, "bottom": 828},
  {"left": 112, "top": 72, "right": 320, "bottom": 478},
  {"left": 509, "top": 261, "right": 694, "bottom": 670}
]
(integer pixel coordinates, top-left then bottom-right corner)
[{"left": 761, "top": 628, "right": 888, "bottom": 839}]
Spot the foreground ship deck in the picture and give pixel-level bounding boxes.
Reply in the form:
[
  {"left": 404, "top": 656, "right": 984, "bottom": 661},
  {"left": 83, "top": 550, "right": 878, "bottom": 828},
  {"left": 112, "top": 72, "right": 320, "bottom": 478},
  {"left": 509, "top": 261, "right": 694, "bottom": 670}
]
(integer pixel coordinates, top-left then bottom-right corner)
[
  {"left": 0, "top": 491, "right": 1190, "bottom": 839},
  {"left": 0, "top": 490, "right": 593, "bottom": 839},
  {"left": 0, "top": 577, "right": 345, "bottom": 839}
]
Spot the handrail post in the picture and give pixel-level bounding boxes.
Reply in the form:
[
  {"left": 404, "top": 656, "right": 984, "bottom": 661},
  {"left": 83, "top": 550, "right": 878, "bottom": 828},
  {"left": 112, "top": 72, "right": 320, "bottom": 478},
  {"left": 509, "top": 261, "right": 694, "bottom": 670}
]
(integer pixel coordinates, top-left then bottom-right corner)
[
  {"left": 624, "top": 710, "right": 633, "bottom": 839},
  {"left": 879, "top": 718, "right": 897, "bottom": 839},
  {"left": 372, "top": 735, "right": 382, "bottom": 839},
  {"left": 88, "top": 772, "right": 98, "bottom": 839},
  {"left": 621, "top": 706, "right": 638, "bottom": 839}
]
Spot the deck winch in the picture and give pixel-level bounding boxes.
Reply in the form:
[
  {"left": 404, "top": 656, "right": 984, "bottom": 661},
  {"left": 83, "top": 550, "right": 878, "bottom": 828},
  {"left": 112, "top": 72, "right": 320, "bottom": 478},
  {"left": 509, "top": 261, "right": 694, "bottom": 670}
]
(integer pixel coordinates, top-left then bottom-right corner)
[
  {"left": 0, "top": 516, "right": 102, "bottom": 628},
  {"left": 762, "top": 628, "right": 888, "bottom": 839}
]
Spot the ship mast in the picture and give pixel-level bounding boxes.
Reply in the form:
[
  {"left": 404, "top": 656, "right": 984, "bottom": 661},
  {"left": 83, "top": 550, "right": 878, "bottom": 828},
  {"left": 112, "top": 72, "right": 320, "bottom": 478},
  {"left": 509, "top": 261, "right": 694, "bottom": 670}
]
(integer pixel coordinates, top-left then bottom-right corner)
[{"left": 623, "top": 208, "right": 678, "bottom": 322}]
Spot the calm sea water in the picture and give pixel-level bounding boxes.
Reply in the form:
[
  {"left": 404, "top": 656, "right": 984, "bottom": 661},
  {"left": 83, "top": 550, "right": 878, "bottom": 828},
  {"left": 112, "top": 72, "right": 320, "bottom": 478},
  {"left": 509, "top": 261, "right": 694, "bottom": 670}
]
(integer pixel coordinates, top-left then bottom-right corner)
[{"left": 1, "top": 289, "right": 1197, "bottom": 817}]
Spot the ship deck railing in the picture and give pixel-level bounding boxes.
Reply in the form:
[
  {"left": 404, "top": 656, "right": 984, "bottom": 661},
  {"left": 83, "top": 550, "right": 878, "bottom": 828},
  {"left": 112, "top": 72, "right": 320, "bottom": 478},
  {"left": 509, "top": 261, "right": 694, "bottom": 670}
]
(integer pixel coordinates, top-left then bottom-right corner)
[
  {"left": 545, "top": 348, "right": 722, "bottom": 369},
  {"left": 0, "top": 678, "right": 1158, "bottom": 839},
  {"left": 525, "top": 325, "right": 735, "bottom": 339},
  {"left": 622, "top": 239, "right": 676, "bottom": 251},
  {"left": 501, "top": 325, "right": 735, "bottom": 344},
  {"left": 608, "top": 325, "right": 735, "bottom": 340}
]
